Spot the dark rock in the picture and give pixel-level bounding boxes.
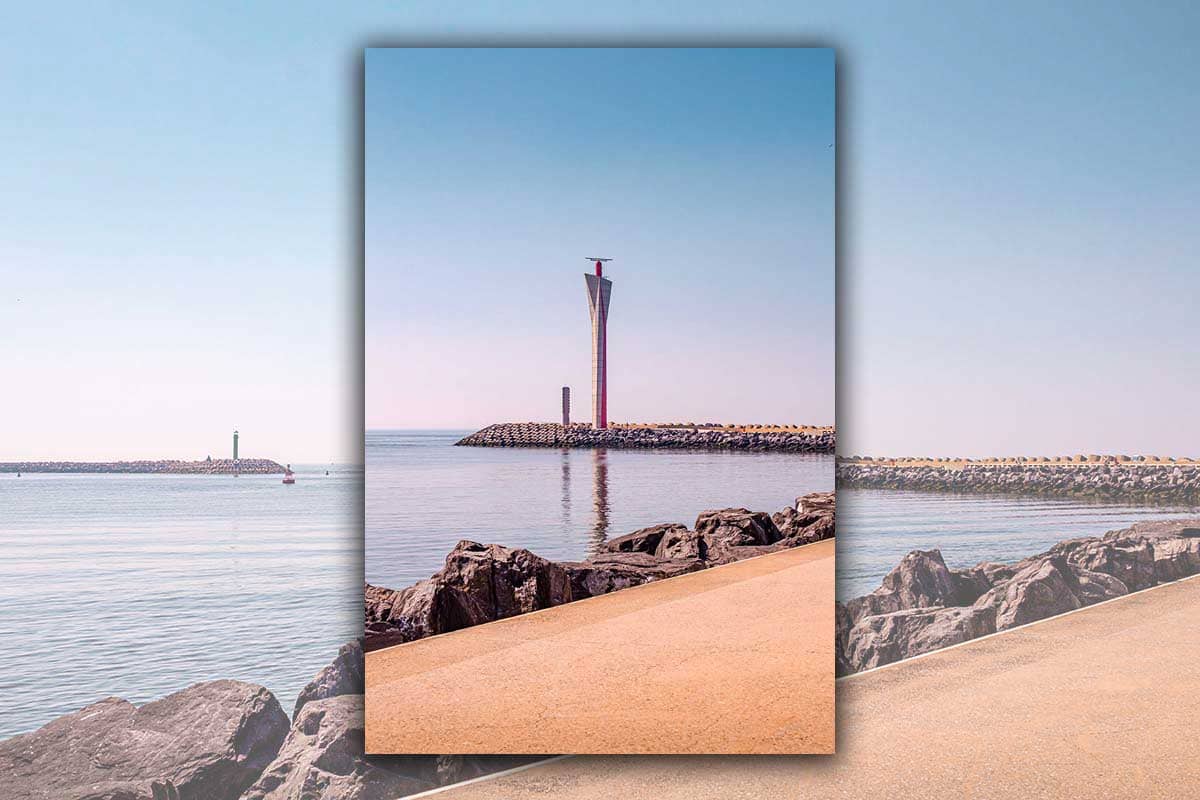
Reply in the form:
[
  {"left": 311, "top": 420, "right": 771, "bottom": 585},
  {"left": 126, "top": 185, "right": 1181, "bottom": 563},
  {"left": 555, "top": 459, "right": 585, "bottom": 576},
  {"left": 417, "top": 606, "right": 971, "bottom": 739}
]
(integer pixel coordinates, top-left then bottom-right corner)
[
  {"left": 976, "top": 557, "right": 1084, "bottom": 631},
  {"left": 1072, "top": 567, "right": 1129, "bottom": 604},
  {"left": 1050, "top": 536, "right": 1156, "bottom": 591},
  {"left": 695, "top": 508, "right": 781, "bottom": 551},
  {"left": 438, "top": 541, "right": 574, "bottom": 624},
  {"left": 842, "top": 606, "right": 997, "bottom": 673},
  {"left": 1114, "top": 521, "right": 1200, "bottom": 582},
  {"left": 947, "top": 562, "right": 1013, "bottom": 605},
  {"left": 844, "top": 549, "right": 959, "bottom": 624},
  {"left": 654, "top": 526, "right": 708, "bottom": 560},
  {"left": 293, "top": 640, "right": 363, "bottom": 717},
  {"left": 364, "top": 541, "right": 574, "bottom": 651},
  {"left": 0, "top": 680, "right": 288, "bottom": 800},
  {"left": 564, "top": 552, "right": 706, "bottom": 597},
  {"left": 796, "top": 492, "right": 836, "bottom": 514},
  {"left": 602, "top": 523, "right": 685, "bottom": 555}
]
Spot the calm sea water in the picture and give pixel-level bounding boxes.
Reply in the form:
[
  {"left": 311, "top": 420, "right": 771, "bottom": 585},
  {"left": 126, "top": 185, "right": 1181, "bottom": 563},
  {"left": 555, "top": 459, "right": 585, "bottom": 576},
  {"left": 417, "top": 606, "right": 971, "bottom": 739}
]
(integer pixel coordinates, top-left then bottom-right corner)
[
  {"left": 366, "top": 430, "right": 835, "bottom": 588},
  {"left": 0, "top": 464, "right": 362, "bottom": 739},
  {"left": 7, "top": 441, "right": 1195, "bottom": 739},
  {"left": 837, "top": 488, "right": 1200, "bottom": 599}
]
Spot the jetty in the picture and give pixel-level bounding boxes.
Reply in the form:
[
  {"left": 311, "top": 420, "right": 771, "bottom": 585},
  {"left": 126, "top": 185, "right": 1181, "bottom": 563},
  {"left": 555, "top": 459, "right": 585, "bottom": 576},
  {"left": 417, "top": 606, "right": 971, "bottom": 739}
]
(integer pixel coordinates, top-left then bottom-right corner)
[
  {"left": 837, "top": 455, "right": 1200, "bottom": 502},
  {"left": 427, "top": 571, "right": 1200, "bottom": 798},
  {"left": 456, "top": 422, "right": 835, "bottom": 453},
  {"left": 0, "top": 459, "right": 286, "bottom": 475}
]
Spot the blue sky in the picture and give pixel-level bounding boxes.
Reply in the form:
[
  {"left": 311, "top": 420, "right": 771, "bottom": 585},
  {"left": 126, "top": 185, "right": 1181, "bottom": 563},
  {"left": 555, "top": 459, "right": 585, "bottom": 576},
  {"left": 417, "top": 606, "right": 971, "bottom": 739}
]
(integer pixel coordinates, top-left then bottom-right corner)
[
  {"left": 3, "top": 1, "right": 1200, "bottom": 458},
  {"left": 365, "top": 48, "right": 835, "bottom": 429}
]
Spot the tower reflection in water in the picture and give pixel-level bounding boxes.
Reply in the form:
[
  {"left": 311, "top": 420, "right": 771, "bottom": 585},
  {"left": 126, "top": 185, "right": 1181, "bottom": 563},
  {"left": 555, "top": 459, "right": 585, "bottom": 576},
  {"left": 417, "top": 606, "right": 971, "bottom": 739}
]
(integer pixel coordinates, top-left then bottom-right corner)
[
  {"left": 560, "top": 448, "right": 571, "bottom": 533},
  {"left": 561, "top": 447, "right": 611, "bottom": 556},
  {"left": 590, "top": 448, "right": 610, "bottom": 553}
]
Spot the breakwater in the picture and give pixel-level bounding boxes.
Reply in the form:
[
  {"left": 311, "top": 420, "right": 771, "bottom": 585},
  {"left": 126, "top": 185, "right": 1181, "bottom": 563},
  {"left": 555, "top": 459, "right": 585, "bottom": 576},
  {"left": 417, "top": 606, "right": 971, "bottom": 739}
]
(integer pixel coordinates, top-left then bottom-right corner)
[
  {"left": 0, "top": 459, "right": 285, "bottom": 474},
  {"left": 457, "top": 422, "right": 835, "bottom": 453},
  {"left": 837, "top": 459, "right": 1200, "bottom": 503},
  {"left": 837, "top": 517, "right": 1200, "bottom": 675}
]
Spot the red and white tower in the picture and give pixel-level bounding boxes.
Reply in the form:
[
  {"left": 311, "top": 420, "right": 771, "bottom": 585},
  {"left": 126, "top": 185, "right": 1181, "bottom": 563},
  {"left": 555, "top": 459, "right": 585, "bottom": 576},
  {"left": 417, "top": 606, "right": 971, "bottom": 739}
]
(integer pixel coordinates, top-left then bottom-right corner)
[{"left": 584, "top": 257, "right": 613, "bottom": 429}]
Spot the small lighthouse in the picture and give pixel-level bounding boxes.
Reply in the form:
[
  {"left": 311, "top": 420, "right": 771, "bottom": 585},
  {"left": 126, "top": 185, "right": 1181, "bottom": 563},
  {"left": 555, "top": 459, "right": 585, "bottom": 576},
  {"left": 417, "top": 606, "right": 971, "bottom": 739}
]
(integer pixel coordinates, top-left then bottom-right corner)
[{"left": 233, "top": 430, "right": 239, "bottom": 462}]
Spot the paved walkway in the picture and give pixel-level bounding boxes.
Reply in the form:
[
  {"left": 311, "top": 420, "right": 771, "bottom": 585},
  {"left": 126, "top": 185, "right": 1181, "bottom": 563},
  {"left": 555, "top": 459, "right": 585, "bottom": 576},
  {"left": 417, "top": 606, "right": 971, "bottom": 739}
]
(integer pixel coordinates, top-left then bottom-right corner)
[
  {"left": 429, "top": 573, "right": 1200, "bottom": 799},
  {"left": 366, "top": 539, "right": 834, "bottom": 755}
]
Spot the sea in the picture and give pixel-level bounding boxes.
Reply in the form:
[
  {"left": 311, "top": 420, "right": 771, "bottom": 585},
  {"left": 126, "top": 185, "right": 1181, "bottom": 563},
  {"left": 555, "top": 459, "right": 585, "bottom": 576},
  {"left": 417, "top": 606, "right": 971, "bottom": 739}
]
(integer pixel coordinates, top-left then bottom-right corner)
[
  {"left": 5, "top": 436, "right": 1197, "bottom": 739},
  {"left": 367, "top": 431, "right": 1200, "bottom": 599},
  {"left": 0, "top": 464, "right": 362, "bottom": 739},
  {"left": 365, "top": 430, "right": 835, "bottom": 588}
]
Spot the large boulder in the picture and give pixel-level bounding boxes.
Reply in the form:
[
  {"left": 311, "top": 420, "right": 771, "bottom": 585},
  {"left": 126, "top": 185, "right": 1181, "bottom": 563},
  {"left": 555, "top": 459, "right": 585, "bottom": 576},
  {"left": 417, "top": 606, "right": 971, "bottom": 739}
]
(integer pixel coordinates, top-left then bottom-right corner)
[
  {"left": 363, "top": 580, "right": 443, "bottom": 650},
  {"left": 947, "top": 561, "right": 1014, "bottom": 605},
  {"left": 1148, "top": 535, "right": 1200, "bottom": 581},
  {"left": 0, "top": 680, "right": 288, "bottom": 800},
  {"left": 601, "top": 523, "right": 686, "bottom": 556},
  {"left": 694, "top": 508, "right": 781, "bottom": 549},
  {"left": 977, "top": 556, "right": 1084, "bottom": 630},
  {"left": 795, "top": 491, "right": 836, "bottom": 515},
  {"left": 438, "top": 541, "right": 575, "bottom": 624},
  {"left": 241, "top": 696, "right": 432, "bottom": 800},
  {"left": 564, "top": 552, "right": 705, "bottom": 597},
  {"left": 772, "top": 492, "right": 835, "bottom": 542},
  {"left": 1050, "top": 536, "right": 1156, "bottom": 591},
  {"left": 1112, "top": 521, "right": 1200, "bottom": 582},
  {"left": 843, "top": 549, "right": 960, "bottom": 624},
  {"left": 841, "top": 606, "right": 997, "bottom": 673},
  {"left": 1072, "top": 567, "right": 1129, "bottom": 604},
  {"left": 771, "top": 508, "right": 834, "bottom": 546},
  {"left": 293, "top": 640, "right": 363, "bottom": 717},
  {"left": 654, "top": 526, "right": 708, "bottom": 560},
  {"left": 364, "top": 541, "right": 575, "bottom": 650}
]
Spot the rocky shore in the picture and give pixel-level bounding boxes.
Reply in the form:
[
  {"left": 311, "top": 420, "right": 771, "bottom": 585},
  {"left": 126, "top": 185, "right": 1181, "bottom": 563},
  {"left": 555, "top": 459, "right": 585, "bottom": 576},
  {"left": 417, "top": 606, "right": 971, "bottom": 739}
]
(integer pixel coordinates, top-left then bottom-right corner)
[
  {"left": 837, "top": 460, "right": 1200, "bottom": 503},
  {"left": 837, "top": 518, "right": 1200, "bottom": 675},
  {"left": 0, "top": 459, "right": 285, "bottom": 475},
  {"left": 456, "top": 422, "right": 835, "bottom": 453},
  {"left": 365, "top": 491, "right": 836, "bottom": 651},
  {"left": 0, "top": 642, "right": 526, "bottom": 800}
]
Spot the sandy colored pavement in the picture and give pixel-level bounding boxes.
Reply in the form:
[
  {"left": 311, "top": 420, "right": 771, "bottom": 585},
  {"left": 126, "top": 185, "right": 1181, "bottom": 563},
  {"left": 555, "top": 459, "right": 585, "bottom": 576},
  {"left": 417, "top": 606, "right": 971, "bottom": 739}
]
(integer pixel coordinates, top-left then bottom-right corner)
[
  {"left": 366, "top": 539, "right": 834, "bottom": 755},
  {"left": 428, "top": 573, "right": 1200, "bottom": 800}
]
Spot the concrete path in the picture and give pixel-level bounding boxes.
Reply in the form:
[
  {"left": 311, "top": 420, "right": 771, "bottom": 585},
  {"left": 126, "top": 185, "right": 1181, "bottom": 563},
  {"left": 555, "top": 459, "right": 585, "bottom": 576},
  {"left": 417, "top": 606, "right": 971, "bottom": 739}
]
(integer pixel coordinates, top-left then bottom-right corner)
[
  {"left": 427, "top": 573, "right": 1200, "bottom": 799},
  {"left": 366, "top": 539, "right": 834, "bottom": 755}
]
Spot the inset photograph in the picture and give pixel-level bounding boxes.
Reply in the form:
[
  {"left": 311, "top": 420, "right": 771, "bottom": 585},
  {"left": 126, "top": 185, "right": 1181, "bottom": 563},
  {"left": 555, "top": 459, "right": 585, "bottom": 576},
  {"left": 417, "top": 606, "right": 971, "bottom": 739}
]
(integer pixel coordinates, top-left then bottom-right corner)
[{"left": 363, "top": 47, "right": 836, "bottom": 754}]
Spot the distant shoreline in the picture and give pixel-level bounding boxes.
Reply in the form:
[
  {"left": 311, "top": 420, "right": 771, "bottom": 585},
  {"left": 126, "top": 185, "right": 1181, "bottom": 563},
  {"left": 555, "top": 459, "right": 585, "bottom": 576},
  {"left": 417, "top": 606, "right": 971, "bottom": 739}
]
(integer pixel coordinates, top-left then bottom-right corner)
[
  {"left": 455, "top": 422, "right": 836, "bottom": 453},
  {"left": 0, "top": 459, "right": 285, "bottom": 475}
]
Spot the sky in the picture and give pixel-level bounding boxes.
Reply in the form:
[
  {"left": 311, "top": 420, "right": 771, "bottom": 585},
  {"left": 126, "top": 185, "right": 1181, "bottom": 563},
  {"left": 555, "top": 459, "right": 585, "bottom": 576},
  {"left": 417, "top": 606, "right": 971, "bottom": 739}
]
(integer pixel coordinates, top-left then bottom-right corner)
[
  {"left": 2, "top": 1, "right": 1199, "bottom": 459},
  {"left": 365, "top": 48, "right": 835, "bottom": 430}
]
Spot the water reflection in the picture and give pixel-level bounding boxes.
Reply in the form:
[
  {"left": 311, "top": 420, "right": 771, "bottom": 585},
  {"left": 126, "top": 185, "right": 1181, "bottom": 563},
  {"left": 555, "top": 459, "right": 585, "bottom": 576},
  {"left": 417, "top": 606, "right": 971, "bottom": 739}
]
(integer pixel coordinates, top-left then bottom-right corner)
[
  {"left": 560, "top": 448, "right": 571, "bottom": 531},
  {"left": 589, "top": 448, "right": 610, "bottom": 553}
]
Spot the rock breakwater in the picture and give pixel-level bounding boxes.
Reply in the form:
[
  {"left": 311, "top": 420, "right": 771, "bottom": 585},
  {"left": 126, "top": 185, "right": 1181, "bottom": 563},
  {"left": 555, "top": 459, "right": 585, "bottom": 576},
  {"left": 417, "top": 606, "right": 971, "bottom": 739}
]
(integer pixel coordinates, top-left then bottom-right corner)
[
  {"left": 837, "top": 518, "right": 1200, "bottom": 675},
  {"left": 456, "top": 422, "right": 835, "bottom": 453},
  {"left": 838, "top": 460, "right": 1200, "bottom": 503},
  {"left": 0, "top": 641, "right": 529, "bottom": 800},
  {"left": 1, "top": 459, "right": 286, "bottom": 475},
  {"left": 364, "top": 491, "right": 836, "bottom": 651}
]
